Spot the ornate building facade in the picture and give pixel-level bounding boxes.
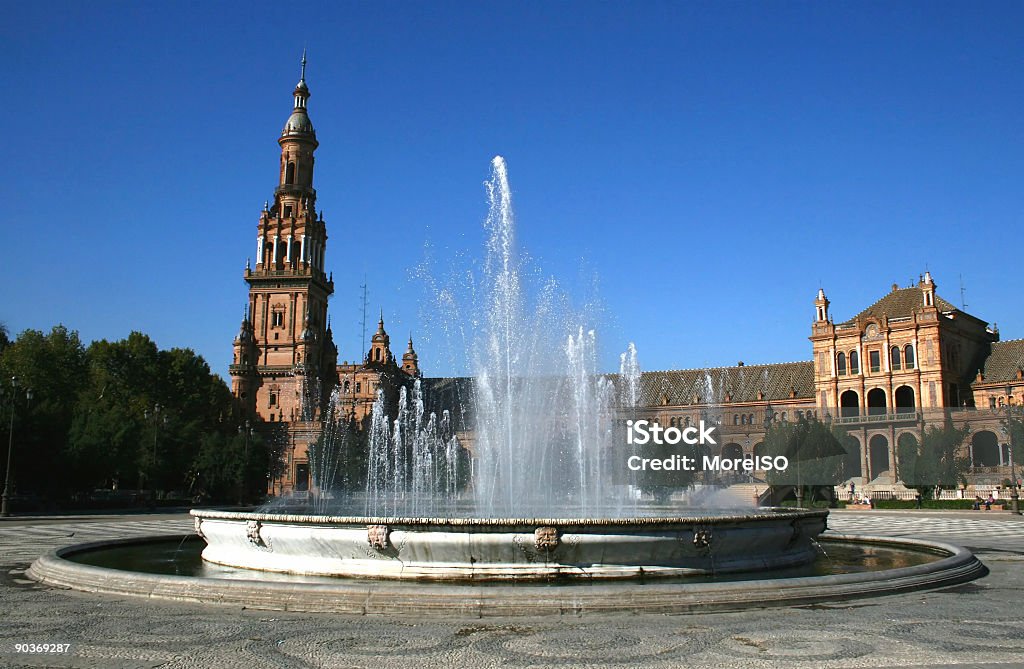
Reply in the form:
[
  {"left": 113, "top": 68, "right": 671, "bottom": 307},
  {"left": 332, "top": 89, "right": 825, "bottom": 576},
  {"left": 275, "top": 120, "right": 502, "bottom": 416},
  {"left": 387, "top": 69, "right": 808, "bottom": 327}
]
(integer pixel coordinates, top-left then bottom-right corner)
[
  {"left": 230, "top": 60, "right": 419, "bottom": 494},
  {"left": 231, "top": 60, "right": 1023, "bottom": 497},
  {"left": 634, "top": 273, "right": 1024, "bottom": 493}
]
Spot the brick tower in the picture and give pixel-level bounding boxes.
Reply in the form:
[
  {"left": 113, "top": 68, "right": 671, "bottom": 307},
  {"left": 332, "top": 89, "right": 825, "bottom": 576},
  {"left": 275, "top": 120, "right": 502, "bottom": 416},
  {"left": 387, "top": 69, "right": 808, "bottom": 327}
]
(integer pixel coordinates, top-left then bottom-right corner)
[{"left": 230, "top": 54, "right": 337, "bottom": 491}]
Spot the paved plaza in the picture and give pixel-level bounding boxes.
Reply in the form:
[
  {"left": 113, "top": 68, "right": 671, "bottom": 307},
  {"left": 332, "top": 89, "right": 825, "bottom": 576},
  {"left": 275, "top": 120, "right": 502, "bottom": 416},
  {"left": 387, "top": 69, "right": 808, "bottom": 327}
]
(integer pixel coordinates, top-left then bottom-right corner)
[{"left": 1, "top": 510, "right": 1024, "bottom": 668}]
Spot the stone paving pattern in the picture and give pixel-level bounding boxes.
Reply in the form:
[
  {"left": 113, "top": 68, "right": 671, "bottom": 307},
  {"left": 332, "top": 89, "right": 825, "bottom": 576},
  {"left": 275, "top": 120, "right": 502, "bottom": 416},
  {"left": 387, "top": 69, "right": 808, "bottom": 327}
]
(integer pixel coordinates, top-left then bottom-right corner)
[{"left": 1, "top": 510, "right": 1023, "bottom": 668}]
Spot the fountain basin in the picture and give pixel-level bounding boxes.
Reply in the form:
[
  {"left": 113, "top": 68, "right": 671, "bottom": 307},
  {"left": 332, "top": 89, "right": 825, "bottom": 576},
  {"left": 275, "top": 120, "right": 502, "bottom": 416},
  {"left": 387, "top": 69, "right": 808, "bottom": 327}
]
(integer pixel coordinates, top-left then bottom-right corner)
[
  {"left": 27, "top": 532, "right": 987, "bottom": 616},
  {"left": 190, "top": 507, "right": 828, "bottom": 580}
]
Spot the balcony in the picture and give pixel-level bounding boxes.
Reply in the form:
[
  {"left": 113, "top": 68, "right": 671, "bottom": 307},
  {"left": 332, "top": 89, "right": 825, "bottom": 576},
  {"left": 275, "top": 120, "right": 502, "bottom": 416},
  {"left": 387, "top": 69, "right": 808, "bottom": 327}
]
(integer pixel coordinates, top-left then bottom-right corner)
[
  {"left": 274, "top": 184, "right": 316, "bottom": 198},
  {"left": 833, "top": 411, "right": 921, "bottom": 425}
]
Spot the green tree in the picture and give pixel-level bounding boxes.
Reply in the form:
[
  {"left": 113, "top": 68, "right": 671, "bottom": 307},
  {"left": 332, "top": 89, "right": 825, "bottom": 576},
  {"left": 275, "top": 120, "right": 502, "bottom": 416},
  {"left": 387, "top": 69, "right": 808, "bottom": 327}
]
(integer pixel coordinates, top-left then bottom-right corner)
[
  {"left": 896, "top": 421, "right": 971, "bottom": 496},
  {"left": 192, "top": 428, "right": 270, "bottom": 504},
  {"left": 66, "top": 395, "right": 142, "bottom": 492},
  {"left": 0, "top": 326, "right": 88, "bottom": 500},
  {"left": 68, "top": 333, "right": 162, "bottom": 493},
  {"left": 152, "top": 345, "right": 236, "bottom": 493},
  {"left": 0, "top": 324, "right": 269, "bottom": 508},
  {"left": 0, "top": 323, "right": 9, "bottom": 354},
  {"left": 69, "top": 332, "right": 240, "bottom": 498},
  {"left": 763, "top": 415, "right": 848, "bottom": 504}
]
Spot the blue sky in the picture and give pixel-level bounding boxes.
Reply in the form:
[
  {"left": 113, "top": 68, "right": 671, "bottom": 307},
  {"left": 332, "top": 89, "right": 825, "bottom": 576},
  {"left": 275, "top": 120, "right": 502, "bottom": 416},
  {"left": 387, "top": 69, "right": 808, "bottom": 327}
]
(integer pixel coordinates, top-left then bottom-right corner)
[{"left": 2, "top": 1, "right": 1022, "bottom": 379}]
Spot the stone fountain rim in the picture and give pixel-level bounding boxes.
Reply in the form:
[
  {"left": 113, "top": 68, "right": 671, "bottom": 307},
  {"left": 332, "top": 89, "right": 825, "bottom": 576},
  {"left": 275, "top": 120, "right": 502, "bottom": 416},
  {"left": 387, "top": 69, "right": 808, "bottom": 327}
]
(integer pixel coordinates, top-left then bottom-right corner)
[
  {"left": 189, "top": 506, "right": 827, "bottom": 527},
  {"left": 27, "top": 533, "right": 986, "bottom": 616}
]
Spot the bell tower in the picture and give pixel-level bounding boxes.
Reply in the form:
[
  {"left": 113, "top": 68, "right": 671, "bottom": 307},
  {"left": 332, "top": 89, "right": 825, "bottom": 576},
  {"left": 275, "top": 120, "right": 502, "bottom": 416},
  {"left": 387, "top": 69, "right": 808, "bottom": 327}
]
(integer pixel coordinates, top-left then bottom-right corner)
[
  {"left": 367, "top": 313, "right": 394, "bottom": 365},
  {"left": 402, "top": 336, "right": 420, "bottom": 377},
  {"left": 230, "top": 52, "right": 336, "bottom": 432}
]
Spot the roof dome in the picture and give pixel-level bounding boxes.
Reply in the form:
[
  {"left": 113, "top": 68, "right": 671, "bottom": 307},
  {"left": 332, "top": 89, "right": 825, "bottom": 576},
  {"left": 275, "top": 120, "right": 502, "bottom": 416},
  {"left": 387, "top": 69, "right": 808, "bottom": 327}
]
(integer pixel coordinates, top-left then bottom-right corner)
[
  {"left": 371, "top": 314, "right": 390, "bottom": 344},
  {"left": 234, "top": 317, "right": 253, "bottom": 344},
  {"left": 284, "top": 110, "right": 314, "bottom": 134}
]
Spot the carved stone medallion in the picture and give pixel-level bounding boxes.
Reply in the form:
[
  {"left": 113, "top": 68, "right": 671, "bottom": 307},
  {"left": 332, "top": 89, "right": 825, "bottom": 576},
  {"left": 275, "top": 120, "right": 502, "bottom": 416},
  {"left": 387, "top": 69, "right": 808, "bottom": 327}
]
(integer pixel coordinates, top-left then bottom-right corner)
[
  {"left": 368, "top": 524, "right": 391, "bottom": 551},
  {"left": 246, "top": 520, "right": 264, "bottom": 547},
  {"left": 692, "top": 527, "right": 712, "bottom": 553},
  {"left": 534, "top": 526, "right": 560, "bottom": 551}
]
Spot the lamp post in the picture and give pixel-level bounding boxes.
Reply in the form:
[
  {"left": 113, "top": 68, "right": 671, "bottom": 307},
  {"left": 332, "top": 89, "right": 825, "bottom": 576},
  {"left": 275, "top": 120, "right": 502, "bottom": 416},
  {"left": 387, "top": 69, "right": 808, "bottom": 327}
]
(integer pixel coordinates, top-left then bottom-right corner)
[
  {"left": 143, "top": 404, "right": 165, "bottom": 496},
  {"left": 1001, "top": 394, "right": 1020, "bottom": 515},
  {"left": 239, "top": 419, "right": 252, "bottom": 504},
  {"left": 745, "top": 435, "right": 752, "bottom": 484},
  {"left": 1, "top": 377, "right": 32, "bottom": 518}
]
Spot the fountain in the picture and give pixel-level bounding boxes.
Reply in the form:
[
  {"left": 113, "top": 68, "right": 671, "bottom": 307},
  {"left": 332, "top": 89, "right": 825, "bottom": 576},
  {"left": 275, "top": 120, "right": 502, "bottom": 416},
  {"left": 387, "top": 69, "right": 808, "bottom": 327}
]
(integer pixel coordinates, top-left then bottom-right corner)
[
  {"left": 189, "top": 156, "right": 828, "bottom": 581},
  {"left": 27, "top": 158, "right": 985, "bottom": 612}
]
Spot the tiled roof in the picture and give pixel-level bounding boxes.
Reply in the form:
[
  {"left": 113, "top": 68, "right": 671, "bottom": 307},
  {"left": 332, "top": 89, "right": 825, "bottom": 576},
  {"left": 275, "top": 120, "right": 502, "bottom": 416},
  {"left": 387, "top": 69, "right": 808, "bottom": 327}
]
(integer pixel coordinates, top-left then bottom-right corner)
[
  {"left": 977, "top": 339, "right": 1024, "bottom": 385},
  {"left": 420, "top": 376, "right": 473, "bottom": 402},
  {"left": 841, "top": 287, "right": 958, "bottom": 325},
  {"left": 422, "top": 361, "right": 814, "bottom": 417},
  {"left": 633, "top": 361, "right": 815, "bottom": 406},
  {"left": 420, "top": 376, "right": 476, "bottom": 429}
]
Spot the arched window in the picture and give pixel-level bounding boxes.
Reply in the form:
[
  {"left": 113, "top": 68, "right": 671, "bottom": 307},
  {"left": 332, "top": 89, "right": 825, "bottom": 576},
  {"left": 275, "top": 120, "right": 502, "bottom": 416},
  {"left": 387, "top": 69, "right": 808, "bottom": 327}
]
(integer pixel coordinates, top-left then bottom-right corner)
[
  {"left": 869, "top": 434, "right": 890, "bottom": 477},
  {"left": 670, "top": 417, "right": 676, "bottom": 427},
  {"left": 971, "top": 431, "right": 1000, "bottom": 467},
  {"left": 867, "top": 388, "right": 887, "bottom": 415},
  {"left": 285, "top": 161, "right": 296, "bottom": 184},
  {"left": 904, "top": 345, "right": 915, "bottom": 369},
  {"left": 748, "top": 413, "right": 754, "bottom": 424},
  {"left": 374, "top": 348, "right": 381, "bottom": 361},
  {"left": 355, "top": 382, "right": 361, "bottom": 394},
  {"left": 722, "top": 443, "right": 743, "bottom": 460},
  {"left": 840, "top": 390, "right": 860, "bottom": 417},
  {"left": 733, "top": 415, "right": 739, "bottom": 425},
  {"left": 343, "top": 380, "right": 351, "bottom": 393},
  {"left": 837, "top": 352, "right": 847, "bottom": 376},
  {"left": 850, "top": 350, "right": 860, "bottom": 375},
  {"left": 890, "top": 346, "right": 901, "bottom": 370},
  {"left": 895, "top": 385, "right": 915, "bottom": 412}
]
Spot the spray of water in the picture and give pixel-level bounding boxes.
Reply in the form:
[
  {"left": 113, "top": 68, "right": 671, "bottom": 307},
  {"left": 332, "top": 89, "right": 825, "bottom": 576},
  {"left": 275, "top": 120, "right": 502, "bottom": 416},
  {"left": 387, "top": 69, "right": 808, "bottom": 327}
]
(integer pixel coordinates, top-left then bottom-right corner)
[{"left": 281, "top": 156, "right": 645, "bottom": 518}]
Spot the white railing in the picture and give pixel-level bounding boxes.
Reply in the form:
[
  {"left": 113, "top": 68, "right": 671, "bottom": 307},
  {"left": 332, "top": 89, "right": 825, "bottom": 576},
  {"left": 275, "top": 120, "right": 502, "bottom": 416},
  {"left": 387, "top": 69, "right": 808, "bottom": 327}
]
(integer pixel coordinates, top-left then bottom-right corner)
[{"left": 833, "top": 487, "right": 1013, "bottom": 501}]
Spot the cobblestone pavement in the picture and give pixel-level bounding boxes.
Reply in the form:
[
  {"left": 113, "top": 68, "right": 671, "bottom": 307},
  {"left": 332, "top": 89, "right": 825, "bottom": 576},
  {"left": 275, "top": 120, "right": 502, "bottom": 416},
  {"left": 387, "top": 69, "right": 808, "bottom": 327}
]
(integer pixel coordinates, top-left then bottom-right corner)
[{"left": 1, "top": 511, "right": 1023, "bottom": 669}]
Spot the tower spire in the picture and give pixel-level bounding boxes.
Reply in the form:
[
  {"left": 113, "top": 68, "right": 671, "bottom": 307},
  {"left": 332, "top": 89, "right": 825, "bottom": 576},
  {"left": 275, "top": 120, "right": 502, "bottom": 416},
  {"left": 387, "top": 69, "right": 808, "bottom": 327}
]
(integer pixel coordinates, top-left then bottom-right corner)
[
  {"left": 402, "top": 332, "right": 420, "bottom": 377},
  {"left": 287, "top": 50, "right": 312, "bottom": 122}
]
